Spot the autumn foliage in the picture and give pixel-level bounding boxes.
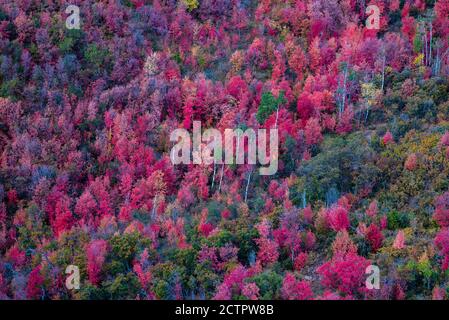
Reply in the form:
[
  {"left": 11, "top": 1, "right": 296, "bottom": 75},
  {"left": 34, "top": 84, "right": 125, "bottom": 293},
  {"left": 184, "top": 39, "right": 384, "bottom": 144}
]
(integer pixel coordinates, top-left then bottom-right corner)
[{"left": 0, "top": 0, "right": 449, "bottom": 300}]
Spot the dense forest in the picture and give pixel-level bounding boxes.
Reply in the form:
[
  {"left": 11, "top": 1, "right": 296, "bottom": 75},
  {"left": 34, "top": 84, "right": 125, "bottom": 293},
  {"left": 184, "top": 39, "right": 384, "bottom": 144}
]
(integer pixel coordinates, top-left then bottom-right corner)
[{"left": 0, "top": 0, "right": 449, "bottom": 300}]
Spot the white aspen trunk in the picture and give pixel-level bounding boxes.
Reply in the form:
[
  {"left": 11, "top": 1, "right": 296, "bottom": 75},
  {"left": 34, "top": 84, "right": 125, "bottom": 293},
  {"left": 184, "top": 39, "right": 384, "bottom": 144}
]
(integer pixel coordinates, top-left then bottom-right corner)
[
  {"left": 365, "top": 104, "right": 370, "bottom": 123},
  {"left": 381, "top": 53, "right": 386, "bottom": 92},
  {"left": 337, "top": 77, "right": 342, "bottom": 115},
  {"left": 244, "top": 169, "right": 252, "bottom": 203},
  {"left": 429, "top": 24, "right": 433, "bottom": 66},
  {"left": 211, "top": 163, "right": 216, "bottom": 190},
  {"left": 434, "top": 46, "right": 439, "bottom": 75},
  {"left": 275, "top": 106, "right": 279, "bottom": 129},
  {"left": 218, "top": 163, "right": 224, "bottom": 192},
  {"left": 424, "top": 25, "right": 429, "bottom": 66},
  {"left": 423, "top": 32, "right": 427, "bottom": 67},
  {"left": 236, "top": 131, "right": 240, "bottom": 163},
  {"left": 152, "top": 196, "right": 157, "bottom": 219},
  {"left": 342, "top": 65, "right": 348, "bottom": 116},
  {"left": 302, "top": 189, "right": 306, "bottom": 208}
]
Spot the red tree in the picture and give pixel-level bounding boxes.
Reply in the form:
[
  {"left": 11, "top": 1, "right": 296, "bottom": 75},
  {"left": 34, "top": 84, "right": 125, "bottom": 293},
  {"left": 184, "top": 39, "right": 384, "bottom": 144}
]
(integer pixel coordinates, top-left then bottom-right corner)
[
  {"left": 26, "top": 266, "right": 44, "bottom": 299},
  {"left": 281, "top": 273, "right": 314, "bottom": 300},
  {"left": 434, "top": 229, "right": 449, "bottom": 271},
  {"left": 255, "top": 219, "right": 279, "bottom": 266},
  {"left": 304, "top": 117, "right": 323, "bottom": 146},
  {"left": 433, "top": 192, "right": 449, "bottom": 228},
  {"left": 365, "top": 224, "right": 384, "bottom": 252},
  {"left": 328, "top": 205, "right": 350, "bottom": 232},
  {"left": 317, "top": 252, "right": 370, "bottom": 296},
  {"left": 86, "top": 240, "right": 108, "bottom": 285}
]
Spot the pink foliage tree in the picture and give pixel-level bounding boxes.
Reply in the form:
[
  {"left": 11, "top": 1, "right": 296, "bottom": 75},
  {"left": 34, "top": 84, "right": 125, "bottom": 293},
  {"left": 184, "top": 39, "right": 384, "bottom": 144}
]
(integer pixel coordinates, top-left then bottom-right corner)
[
  {"left": 434, "top": 229, "right": 449, "bottom": 271},
  {"left": 393, "top": 230, "right": 405, "bottom": 249},
  {"left": 317, "top": 252, "right": 370, "bottom": 296},
  {"left": 433, "top": 192, "right": 449, "bottom": 228},
  {"left": 255, "top": 219, "right": 279, "bottom": 266},
  {"left": 26, "top": 266, "right": 44, "bottom": 299},
  {"left": 382, "top": 131, "right": 394, "bottom": 145},
  {"left": 328, "top": 205, "right": 350, "bottom": 232},
  {"left": 86, "top": 240, "right": 108, "bottom": 285},
  {"left": 365, "top": 224, "right": 384, "bottom": 252},
  {"left": 281, "top": 273, "right": 313, "bottom": 300}
]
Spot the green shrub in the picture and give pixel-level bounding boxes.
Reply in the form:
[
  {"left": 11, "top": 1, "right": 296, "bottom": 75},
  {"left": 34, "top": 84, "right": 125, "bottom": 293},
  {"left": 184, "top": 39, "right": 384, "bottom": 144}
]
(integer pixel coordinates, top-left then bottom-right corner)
[
  {"left": 256, "top": 92, "right": 286, "bottom": 124},
  {"left": 387, "top": 211, "right": 410, "bottom": 230}
]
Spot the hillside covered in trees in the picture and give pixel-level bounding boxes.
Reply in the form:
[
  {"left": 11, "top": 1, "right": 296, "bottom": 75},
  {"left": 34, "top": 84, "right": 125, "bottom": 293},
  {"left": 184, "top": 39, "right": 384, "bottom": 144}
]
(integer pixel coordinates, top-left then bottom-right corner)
[{"left": 1, "top": 0, "right": 449, "bottom": 300}]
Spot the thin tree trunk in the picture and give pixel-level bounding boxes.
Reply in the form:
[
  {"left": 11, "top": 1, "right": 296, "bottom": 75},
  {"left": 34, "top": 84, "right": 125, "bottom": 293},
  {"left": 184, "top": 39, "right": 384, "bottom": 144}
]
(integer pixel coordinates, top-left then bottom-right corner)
[
  {"left": 421, "top": 31, "right": 425, "bottom": 65},
  {"left": 341, "top": 65, "right": 348, "bottom": 116},
  {"left": 244, "top": 169, "right": 252, "bottom": 203},
  {"left": 211, "top": 163, "right": 216, "bottom": 190},
  {"left": 218, "top": 163, "right": 224, "bottom": 192},
  {"left": 365, "top": 104, "right": 370, "bottom": 123},
  {"left": 275, "top": 106, "right": 279, "bottom": 129},
  {"left": 302, "top": 189, "right": 306, "bottom": 208},
  {"left": 337, "top": 77, "right": 342, "bottom": 115},
  {"left": 429, "top": 23, "right": 433, "bottom": 66},
  {"left": 381, "top": 53, "right": 386, "bottom": 92},
  {"left": 434, "top": 46, "right": 439, "bottom": 75},
  {"left": 152, "top": 197, "right": 157, "bottom": 219},
  {"left": 424, "top": 29, "right": 428, "bottom": 67},
  {"left": 236, "top": 131, "right": 240, "bottom": 163}
]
